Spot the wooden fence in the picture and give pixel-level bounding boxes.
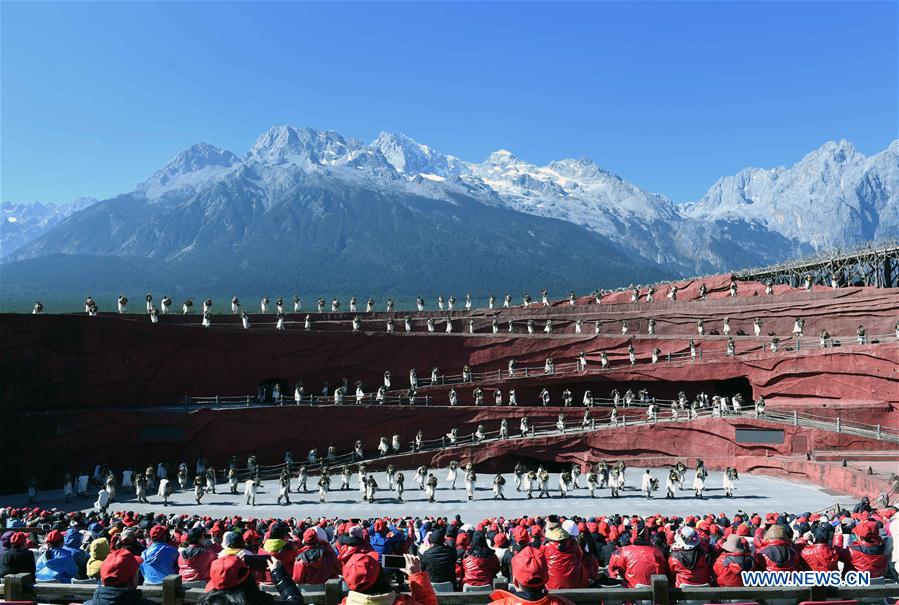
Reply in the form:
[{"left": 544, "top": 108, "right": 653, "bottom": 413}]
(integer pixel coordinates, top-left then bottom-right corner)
[{"left": 4, "top": 573, "right": 898, "bottom": 605}]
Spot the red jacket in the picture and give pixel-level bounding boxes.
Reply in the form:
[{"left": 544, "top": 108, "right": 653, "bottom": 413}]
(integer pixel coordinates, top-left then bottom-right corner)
[
  {"left": 489, "top": 589, "right": 576, "bottom": 605},
  {"left": 667, "top": 548, "right": 710, "bottom": 587},
  {"left": 292, "top": 543, "right": 341, "bottom": 585},
  {"left": 461, "top": 552, "right": 500, "bottom": 587},
  {"left": 259, "top": 539, "right": 298, "bottom": 581},
  {"left": 542, "top": 539, "right": 589, "bottom": 589},
  {"left": 342, "top": 572, "right": 437, "bottom": 605},
  {"left": 712, "top": 552, "right": 754, "bottom": 587},
  {"left": 842, "top": 539, "right": 887, "bottom": 578},
  {"left": 177, "top": 546, "right": 217, "bottom": 581},
  {"left": 799, "top": 543, "right": 841, "bottom": 572},
  {"left": 754, "top": 539, "right": 800, "bottom": 572},
  {"left": 608, "top": 544, "right": 668, "bottom": 588}
]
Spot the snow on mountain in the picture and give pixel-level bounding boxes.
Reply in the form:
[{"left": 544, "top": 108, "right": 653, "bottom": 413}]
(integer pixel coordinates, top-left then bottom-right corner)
[
  {"left": 1, "top": 197, "right": 98, "bottom": 257},
  {"left": 371, "top": 132, "right": 468, "bottom": 179},
  {"left": 6, "top": 127, "right": 895, "bottom": 284},
  {"left": 685, "top": 139, "right": 899, "bottom": 249},
  {"left": 138, "top": 142, "right": 240, "bottom": 199}
]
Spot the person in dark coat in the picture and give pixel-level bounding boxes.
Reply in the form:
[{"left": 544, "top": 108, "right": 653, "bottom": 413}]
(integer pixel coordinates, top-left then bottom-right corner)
[
  {"left": 419, "top": 528, "right": 458, "bottom": 590},
  {"left": 0, "top": 532, "right": 35, "bottom": 577}
]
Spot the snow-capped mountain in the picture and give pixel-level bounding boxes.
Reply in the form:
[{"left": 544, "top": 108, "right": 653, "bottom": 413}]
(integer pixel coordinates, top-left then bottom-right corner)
[
  {"left": 3, "top": 127, "right": 895, "bottom": 300},
  {"left": 685, "top": 140, "right": 899, "bottom": 248},
  {"left": 1, "top": 197, "right": 98, "bottom": 256}
]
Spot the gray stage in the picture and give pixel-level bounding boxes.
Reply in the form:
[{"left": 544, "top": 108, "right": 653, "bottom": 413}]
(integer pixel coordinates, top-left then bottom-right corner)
[{"left": 3, "top": 468, "right": 854, "bottom": 520}]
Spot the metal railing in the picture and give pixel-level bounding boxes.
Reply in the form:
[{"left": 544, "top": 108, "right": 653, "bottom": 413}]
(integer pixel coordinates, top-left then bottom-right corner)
[{"left": 200, "top": 405, "right": 897, "bottom": 484}]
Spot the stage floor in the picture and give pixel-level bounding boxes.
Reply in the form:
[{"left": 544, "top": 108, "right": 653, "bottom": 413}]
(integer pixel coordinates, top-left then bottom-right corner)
[{"left": 3, "top": 468, "right": 855, "bottom": 519}]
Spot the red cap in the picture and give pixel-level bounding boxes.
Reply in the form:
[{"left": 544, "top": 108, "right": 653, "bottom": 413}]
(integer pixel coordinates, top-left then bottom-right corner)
[
  {"left": 243, "top": 530, "right": 260, "bottom": 545},
  {"left": 100, "top": 549, "right": 143, "bottom": 587},
  {"left": 206, "top": 556, "right": 252, "bottom": 592},
  {"left": 46, "top": 530, "right": 64, "bottom": 545},
  {"left": 149, "top": 525, "right": 169, "bottom": 541},
  {"left": 493, "top": 533, "right": 509, "bottom": 548},
  {"left": 511, "top": 546, "right": 548, "bottom": 589},
  {"left": 343, "top": 552, "right": 381, "bottom": 591},
  {"left": 302, "top": 528, "right": 318, "bottom": 544},
  {"left": 10, "top": 532, "right": 27, "bottom": 547},
  {"left": 853, "top": 521, "right": 879, "bottom": 541},
  {"left": 735, "top": 524, "right": 751, "bottom": 536},
  {"left": 512, "top": 526, "right": 529, "bottom": 544}
]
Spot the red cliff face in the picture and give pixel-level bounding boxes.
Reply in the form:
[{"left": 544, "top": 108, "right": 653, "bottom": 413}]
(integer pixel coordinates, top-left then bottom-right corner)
[{"left": 2, "top": 277, "right": 897, "bottom": 492}]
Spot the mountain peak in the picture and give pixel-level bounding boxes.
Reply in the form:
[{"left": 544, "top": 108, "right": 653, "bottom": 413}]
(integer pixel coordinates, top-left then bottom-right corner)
[
  {"left": 138, "top": 142, "right": 239, "bottom": 198},
  {"left": 371, "top": 131, "right": 465, "bottom": 178},
  {"left": 248, "top": 125, "right": 357, "bottom": 165},
  {"left": 163, "top": 142, "right": 239, "bottom": 174}
]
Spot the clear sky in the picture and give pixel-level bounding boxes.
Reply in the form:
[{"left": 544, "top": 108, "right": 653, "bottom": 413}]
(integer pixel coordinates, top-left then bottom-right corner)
[{"left": 1, "top": 1, "right": 896, "bottom": 204}]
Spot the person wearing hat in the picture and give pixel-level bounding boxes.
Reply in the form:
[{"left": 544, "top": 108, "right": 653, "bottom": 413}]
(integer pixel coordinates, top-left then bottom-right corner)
[
  {"left": 541, "top": 518, "right": 589, "bottom": 589},
  {"left": 259, "top": 521, "right": 298, "bottom": 581},
  {"left": 140, "top": 525, "right": 179, "bottom": 584},
  {"left": 488, "top": 546, "right": 575, "bottom": 605},
  {"left": 84, "top": 549, "right": 154, "bottom": 605},
  {"left": 842, "top": 520, "right": 887, "bottom": 579},
  {"left": 0, "top": 532, "right": 35, "bottom": 577},
  {"left": 36, "top": 529, "right": 79, "bottom": 583},
  {"left": 292, "top": 527, "right": 340, "bottom": 585},
  {"left": 419, "top": 527, "right": 458, "bottom": 590},
  {"left": 667, "top": 527, "right": 710, "bottom": 587},
  {"left": 754, "top": 524, "right": 800, "bottom": 572},
  {"left": 88, "top": 537, "right": 112, "bottom": 579},
  {"left": 607, "top": 527, "right": 667, "bottom": 588},
  {"left": 200, "top": 554, "right": 304, "bottom": 605},
  {"left": 178, "top": 526, "right": 217, "bottom": 582},
  {"left": 337, "top": 525, "right": 373, "bottom": 566},
  {"left": 63, "top": 527, "right": 90, "bottom": 578},
  {"left": 712, "top": 534, "right": 754, "bottom": 587},
  {"left": 799, "top": 523, "right": 841, "bottom": 572},
  {"left": 341, "top": 552, "right": 436, "bottom": 605}
]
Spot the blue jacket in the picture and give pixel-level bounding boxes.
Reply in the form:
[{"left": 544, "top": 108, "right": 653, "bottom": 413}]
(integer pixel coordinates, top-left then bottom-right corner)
[
  {"left": 63, "top": 528, "right": 90, "bottom": 577},
  {"left": 139, "top": 542, "right": 178, "bottom": 585},
  {"left": 36, "top": 547, "right": 78, "bottom": 583},
  {"left": 369, "top": 529, "right": 404, "bottom": 556}
]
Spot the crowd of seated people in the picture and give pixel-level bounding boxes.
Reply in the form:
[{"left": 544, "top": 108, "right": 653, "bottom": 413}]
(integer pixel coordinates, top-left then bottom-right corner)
[{"left": 2, "top": 500, "right": 897, "bottom": 604}]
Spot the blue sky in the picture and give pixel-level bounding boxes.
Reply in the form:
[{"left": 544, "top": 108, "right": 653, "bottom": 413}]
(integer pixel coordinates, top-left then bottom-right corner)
[{"left": 1, "top": 1, "right": 896, "bottom": 204}]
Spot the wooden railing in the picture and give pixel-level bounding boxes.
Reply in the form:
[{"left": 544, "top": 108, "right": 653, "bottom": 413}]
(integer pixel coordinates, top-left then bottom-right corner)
[{"left": 4, "top": 573, "right": 898, "bottom": 605}]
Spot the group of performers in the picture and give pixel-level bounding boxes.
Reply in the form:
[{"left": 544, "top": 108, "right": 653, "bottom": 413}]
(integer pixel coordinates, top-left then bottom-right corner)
[{"left": 66, "top": 453, "right": 738, "bottom": 510}]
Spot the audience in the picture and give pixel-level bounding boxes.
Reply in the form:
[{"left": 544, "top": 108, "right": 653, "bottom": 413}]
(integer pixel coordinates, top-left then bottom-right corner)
[{"left": 0, "top": 502, "right": 895, "bottom": 602}]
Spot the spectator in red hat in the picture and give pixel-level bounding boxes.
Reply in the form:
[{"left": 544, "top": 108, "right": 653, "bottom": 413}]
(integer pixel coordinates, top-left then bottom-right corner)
[
  {"left": 200, "top": 554, "right": 303, "bottom": 605},
  {"left": 36, "top": 529, "right": 78, "bottom": 583},
  {"left": 488, "top": 546, "right": 574, "bottom": 605},
  {"left": 461, "top": 531, "right": 501, "bottom": 589},
  {"left": 140, "top": 525, "right": 179, "bottom": 585},
  {"left": 712, "top": 535, "right": 754, "bottom": 587},
  {"left": 341, "top": 553, "right": 436, "bottom": 605},
  {"left": 842, "top": 521, "right": 887, "bottom": 579},
  {"left": 292, "top": 527, "right": 340, "bottom": 585},
  {"left": 0, "top": 532, "right": 35, "bottom": 578},
  {"left": 84, "top": 549, "right": 153, "bottom": 605}
]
